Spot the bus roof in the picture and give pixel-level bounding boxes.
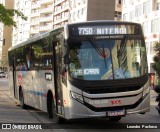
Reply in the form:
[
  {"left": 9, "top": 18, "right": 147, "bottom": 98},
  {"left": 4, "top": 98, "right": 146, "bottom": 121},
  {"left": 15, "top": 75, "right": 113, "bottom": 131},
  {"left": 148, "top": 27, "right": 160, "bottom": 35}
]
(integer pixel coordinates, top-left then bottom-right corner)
[
  {"left": 8, "top": 20, "right": 141, "bottom": 52},
  {"left": 8, "top": 27, "right": 63, "bottom": 51}
]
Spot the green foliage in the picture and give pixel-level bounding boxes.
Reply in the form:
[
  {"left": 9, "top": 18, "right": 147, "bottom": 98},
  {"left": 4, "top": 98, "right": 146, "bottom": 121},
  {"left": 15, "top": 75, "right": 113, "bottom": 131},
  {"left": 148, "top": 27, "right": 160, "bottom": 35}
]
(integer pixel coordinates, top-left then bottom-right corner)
[
  {"left": 152, "top": 42, "right": 160, "bottom": 84},
  {"left": 33, "top": 45, "right": 43, "bottom": 58},
  {"left": 0, "top": 3, "right": 27, "bottom": 27}
]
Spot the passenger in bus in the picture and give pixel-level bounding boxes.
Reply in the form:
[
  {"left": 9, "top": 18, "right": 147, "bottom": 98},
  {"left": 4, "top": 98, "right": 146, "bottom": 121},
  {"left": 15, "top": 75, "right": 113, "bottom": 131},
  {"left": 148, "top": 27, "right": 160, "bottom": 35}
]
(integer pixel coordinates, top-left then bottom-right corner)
[
  {"left": 22, "top": 63, "right": 26, "bottom": 71},
  {"left": 22, "top": 63, "right": 27, "bottom": 76},
  {"left": 26, "top": 54, "right": 31, "bottom": 70},
  {"left": 16, "top": 63, "right": 22, "bottom": 71}
]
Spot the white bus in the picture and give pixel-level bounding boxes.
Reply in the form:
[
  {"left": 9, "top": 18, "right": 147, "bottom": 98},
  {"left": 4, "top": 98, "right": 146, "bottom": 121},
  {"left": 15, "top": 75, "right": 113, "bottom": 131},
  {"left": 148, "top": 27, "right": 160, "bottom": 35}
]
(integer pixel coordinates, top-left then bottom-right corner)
[{"left": 8, "top": 21, "right": 150, "bottom": 123}]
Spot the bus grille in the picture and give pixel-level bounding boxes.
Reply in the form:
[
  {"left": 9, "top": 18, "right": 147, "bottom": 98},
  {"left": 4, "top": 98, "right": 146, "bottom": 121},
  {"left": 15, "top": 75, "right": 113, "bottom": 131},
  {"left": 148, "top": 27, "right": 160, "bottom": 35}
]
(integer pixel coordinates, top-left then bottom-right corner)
[{"left": 84, "top": 86, "right": 141, "bottom": 94}]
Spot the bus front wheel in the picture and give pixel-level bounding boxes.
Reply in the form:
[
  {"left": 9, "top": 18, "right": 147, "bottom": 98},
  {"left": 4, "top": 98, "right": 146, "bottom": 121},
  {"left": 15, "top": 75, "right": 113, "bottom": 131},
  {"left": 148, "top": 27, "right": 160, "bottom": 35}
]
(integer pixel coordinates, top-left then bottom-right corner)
[
  {"left": 48, "top": 95, "right": 66, "bottom": 124},
  {"left": 19, "top": 90, "right": 27, "bottom": 109}
]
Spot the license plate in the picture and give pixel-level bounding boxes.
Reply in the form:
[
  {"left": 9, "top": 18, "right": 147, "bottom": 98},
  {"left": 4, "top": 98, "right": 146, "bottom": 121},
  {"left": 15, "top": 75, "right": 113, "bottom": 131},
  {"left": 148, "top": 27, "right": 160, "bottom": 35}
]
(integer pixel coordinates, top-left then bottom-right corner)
[{"left": 107, "top": 109, "right": 125, "bottom": 117}]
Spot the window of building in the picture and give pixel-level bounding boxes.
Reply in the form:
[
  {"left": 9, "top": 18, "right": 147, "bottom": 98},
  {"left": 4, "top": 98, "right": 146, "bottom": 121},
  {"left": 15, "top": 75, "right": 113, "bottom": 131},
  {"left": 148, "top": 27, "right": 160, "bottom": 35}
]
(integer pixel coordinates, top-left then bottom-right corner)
[
  {"left": 81, "top": 8, "right": 84, "bottom": 15},
  {"left": 84, "top": 7, "right": 87, "bottom": 12},
  {"left": 123, "top": 13, "right": 128, "bottom": 21},
  {"left": 143, "top": 21, "right": 149, "bottom": 35},
  {"left": 116, "top": 0, "right": 122, "bottom": 4},
  {"left": 25, "top": 0, "right": 31, "bottom": 7},
  {"left": 129, "top": 11, "right": 134, "bottom": 21},
  {"left": 82, "top": 0, "right": 86, "bottom": 4},
  {"left": 145, "top": 42, "right": 150, "bottom": 55},
  {"left": 153, "top": 0, "right": 160, "bottom": 10},
  {"left": 72, "top": 12, "right": 75, "bottom": 20},
  {"left": 151, "top": 18, "right": 160, "bottom": 33},
  {"left": 115, "top": 11, "right": 122, "bottom": 18},
  {"left": 122, "top": 0, "right": 127, "bottom": 5},
  {"left": 143, "top": 1, "right": 150, "bottom": 14},
  {"left": 118, "top": 0, "right": 122, "bottom": 4},
  {"left": 157, "top": 1, "right": 160, "bottom": 10},
  {"left": 77, "top": 10, "right": 80, "bottom": 18},
  {"left": 135, "top": 4, "right": 142, "bottom": 17}
]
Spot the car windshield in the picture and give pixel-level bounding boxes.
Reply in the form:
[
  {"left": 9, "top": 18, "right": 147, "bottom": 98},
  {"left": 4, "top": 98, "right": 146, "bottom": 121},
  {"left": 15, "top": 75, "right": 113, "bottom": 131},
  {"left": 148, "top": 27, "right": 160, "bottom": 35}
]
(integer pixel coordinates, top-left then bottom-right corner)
[{"left": 68, "top": 36, "right": 147, "bottom": 80}]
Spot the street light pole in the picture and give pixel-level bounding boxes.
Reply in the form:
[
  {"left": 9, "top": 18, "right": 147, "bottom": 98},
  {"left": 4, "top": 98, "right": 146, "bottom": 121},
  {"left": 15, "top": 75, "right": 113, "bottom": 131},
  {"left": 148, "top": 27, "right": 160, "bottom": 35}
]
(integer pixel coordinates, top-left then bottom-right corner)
[{"left": 0, "top": 39, "right": 5, "bottom": 70}]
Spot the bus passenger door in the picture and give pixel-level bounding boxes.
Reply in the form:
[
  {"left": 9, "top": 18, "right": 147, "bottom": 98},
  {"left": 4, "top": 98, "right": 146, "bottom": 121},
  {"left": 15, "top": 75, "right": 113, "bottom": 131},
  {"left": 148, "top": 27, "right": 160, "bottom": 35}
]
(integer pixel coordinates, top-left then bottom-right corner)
[
  {"left": 9, "top": 51, "right": 17, "bottom": 99},
  {"left": 53, "top": 41, "right": 64, "bottom": 115},
  {"left": 12, "top": 56, "right": 18, "bottom": 99}
]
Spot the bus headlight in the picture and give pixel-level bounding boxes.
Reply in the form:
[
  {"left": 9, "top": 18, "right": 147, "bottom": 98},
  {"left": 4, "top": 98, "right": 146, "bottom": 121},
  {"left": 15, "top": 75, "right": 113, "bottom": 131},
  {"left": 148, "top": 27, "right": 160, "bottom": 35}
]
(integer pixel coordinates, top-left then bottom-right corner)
[
  {"left": 143, "top": 87, "right": 150, "bottom": 98},
  {"left": 70, "top": 91, "right": 84, "bottom": 103}
]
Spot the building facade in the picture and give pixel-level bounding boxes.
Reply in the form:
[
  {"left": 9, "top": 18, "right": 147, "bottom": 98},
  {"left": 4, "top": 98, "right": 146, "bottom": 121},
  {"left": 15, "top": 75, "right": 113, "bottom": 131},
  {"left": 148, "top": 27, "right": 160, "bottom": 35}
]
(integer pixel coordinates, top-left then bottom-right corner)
[
  {"left": 12, "top": 0, "right": 122, "bottom": 45},
  {"left": 0, "top": 0, "right": 5, "bottom": 69},
  {"left": 0, "top": 0, "right": 14, "bottom": 70},
  {"left": 12, "top": 0, "right": 31, "bottom": 46},
  {"left": 122, "top": 0, "right": 160, "bottom": 85},
  {"left": 30, "top": 0, "right": 54, "bottom": 37},
  {"left": 54, "top": 0, "right": 121, "bottom": 28}
]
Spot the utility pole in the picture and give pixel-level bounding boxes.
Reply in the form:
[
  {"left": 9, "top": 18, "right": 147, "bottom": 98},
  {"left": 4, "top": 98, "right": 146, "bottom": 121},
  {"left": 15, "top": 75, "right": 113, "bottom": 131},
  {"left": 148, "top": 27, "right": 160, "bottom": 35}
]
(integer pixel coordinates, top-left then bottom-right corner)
[{"left": 0, "top": 39, "right": 5, "bottom": 70}]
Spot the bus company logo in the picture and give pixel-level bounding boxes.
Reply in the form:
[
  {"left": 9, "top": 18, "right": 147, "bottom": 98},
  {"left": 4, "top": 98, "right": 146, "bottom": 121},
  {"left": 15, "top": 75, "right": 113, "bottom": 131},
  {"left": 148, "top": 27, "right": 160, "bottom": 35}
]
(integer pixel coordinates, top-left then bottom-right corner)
[
  {"left": 111, "top": 100, "right": 121, "bottom": 105},
  {"left": 2, "top": 124, "right": 11, "bottom": 129}
]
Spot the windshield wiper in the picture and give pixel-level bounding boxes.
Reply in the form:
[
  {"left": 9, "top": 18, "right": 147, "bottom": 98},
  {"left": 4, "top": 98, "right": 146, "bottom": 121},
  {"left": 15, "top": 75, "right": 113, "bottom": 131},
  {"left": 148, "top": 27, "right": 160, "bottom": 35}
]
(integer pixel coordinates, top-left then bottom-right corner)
[
  {"left": 87, "top": 37, "right": 105, "bottom": 58},
  {"left": 118, "top": 36, "right": 128, "bottom": 57},
  {"left": 87, "top": 37, "right": 107, "bottom": 68},
  {"left": 102, "top": 44, "right": 107, "bottom": 68}
]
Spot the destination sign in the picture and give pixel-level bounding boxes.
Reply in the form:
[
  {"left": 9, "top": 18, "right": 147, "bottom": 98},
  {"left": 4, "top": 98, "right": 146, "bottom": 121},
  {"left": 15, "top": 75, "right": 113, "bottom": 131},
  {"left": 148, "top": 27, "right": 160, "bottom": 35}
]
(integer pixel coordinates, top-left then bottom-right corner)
[
  {"left": 71, "top": 25, "right": 139, "bottom": 36},
  {"left": 78, "top": 27, "right": 127, "bottom": 35}
]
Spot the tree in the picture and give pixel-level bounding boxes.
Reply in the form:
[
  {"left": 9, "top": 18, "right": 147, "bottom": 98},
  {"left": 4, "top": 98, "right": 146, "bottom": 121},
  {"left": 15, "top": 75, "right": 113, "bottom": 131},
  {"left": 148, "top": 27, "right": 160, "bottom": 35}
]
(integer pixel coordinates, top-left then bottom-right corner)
[
  {"left": 152, "top": 42, "right": 160, "bottom": 84},
  {"left": 0, "top": 3, "right": 27, "bottom": 27}
]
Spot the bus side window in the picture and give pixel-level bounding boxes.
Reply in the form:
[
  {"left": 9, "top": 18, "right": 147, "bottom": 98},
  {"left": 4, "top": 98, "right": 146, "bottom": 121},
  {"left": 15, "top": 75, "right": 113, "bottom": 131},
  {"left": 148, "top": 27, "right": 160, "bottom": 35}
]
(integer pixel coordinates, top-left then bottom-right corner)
[
  {"left": 15, "top": 47, "right": 23, "bottom": 71},
  {"left": 25, "top": 47, "right": 32, "bottom": 71}
]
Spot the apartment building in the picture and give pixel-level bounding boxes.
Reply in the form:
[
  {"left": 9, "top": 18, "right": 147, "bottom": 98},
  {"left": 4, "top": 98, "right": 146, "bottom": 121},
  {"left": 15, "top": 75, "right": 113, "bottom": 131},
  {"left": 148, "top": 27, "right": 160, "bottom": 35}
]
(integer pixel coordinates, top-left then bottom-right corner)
[
  {"left": 12, "top": 0, "right": 31, "bottom": 46},
  {"left": 122, "top": 0, "right": 160, "bottom": 75},
  {"left": 54, "top": 0, "right": 121, "bottom": 29},
  {"left": 0, "top": 0, "right": 14, "bottom": 69},
  {"left": 12, "top": 0, "right": 122, "bottom": 45},
  {"left": 115, "top": 0, "right": 122, "bottom": 21},
  {"left": 12, "top": 0, "right": 54, "bottom": 45},
  {"left": 0, "top": 0, "right": 5, "bottom": 68},
  {"left": 30, "top": 0, "right": 54, "bottom": 37},
  {"left": 54, "top": 0, "right": 69, "bottom": 29}
]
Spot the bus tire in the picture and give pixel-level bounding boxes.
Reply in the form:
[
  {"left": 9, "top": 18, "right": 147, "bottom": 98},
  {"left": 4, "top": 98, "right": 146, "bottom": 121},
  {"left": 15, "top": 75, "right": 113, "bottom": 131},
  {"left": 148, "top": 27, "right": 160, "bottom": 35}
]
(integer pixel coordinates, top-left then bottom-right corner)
[
  {"left": 19, "top": 90, "right": 27, "bottom": 109},
  {"left": 48, "top": 95, "right": 66, "bottom": 124},
  {"left": 109, "top": 117, "right": 121, "bottom": 122}
]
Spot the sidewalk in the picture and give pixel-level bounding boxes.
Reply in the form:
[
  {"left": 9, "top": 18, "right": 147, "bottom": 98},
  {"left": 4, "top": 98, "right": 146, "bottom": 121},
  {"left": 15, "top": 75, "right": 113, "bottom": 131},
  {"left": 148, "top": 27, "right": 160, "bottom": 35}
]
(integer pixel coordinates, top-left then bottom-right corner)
[
  {"left": 0, "top": 86, "right": 14, "bottom": 105},
  {"left": 0, "top": 84, "right": 63, "bottom": 131},
  {"left": 0, "top": 85, "right": 38, "bottom": 123}
]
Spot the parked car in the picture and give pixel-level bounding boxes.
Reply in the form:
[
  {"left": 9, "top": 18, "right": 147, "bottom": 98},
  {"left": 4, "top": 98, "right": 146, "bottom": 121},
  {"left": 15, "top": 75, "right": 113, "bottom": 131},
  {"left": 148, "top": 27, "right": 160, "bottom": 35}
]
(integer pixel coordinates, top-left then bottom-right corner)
[{"left": 0, "top": 72, "right": 5, "bottom": 78}]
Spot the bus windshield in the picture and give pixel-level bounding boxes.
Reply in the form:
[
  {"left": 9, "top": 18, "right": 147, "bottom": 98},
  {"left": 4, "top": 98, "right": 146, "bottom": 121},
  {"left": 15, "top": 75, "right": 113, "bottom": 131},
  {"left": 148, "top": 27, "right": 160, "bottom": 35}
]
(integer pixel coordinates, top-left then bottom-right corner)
[{"left": 68, "top": 36, "right": 147, "bottom": 80}]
